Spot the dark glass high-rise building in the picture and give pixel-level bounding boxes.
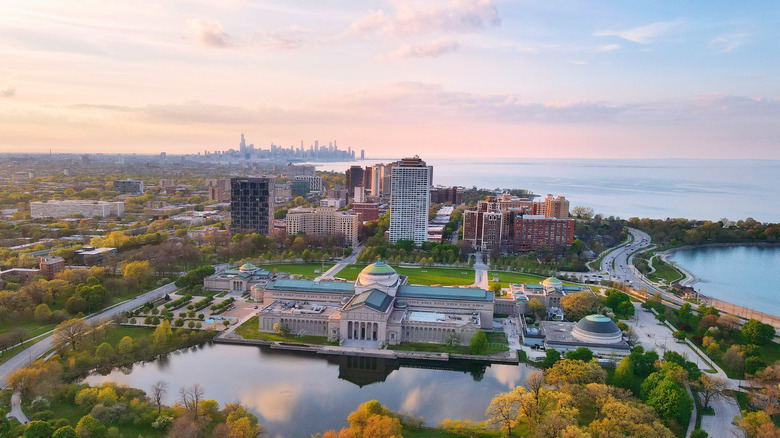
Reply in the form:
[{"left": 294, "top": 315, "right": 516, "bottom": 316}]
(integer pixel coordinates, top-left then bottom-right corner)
[
  {"left": 345, "top": 165, "right": 364, "bottom": 197},
  {"left": 230, "top": 177, "right": 275, "bottom": 235}
]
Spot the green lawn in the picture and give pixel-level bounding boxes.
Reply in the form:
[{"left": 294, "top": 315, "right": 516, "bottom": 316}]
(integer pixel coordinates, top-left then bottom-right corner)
[
  {"left": 648, "top": 257, "right": 684, "bottom": 284},
  {"left": 487, "top": 271, "right": 547, "bottom": 289},
  {"left": 258, "top": 262, "right": 334, "bottom": 278},
  {"left": 403, "top": 427, "right": 506, "bottom": 437},
  {"left": 337, "top": 264, "right": 475, "bottom": 286},
  {"left": 389, "top": 332, "right": 508, "bottom": 355},
  {"left": 235, "top": 316, "right": 336, "bottom": 345},
  {"left": 38, "top": 394, "right": 163, "bottom": 438},
  {"left": 104, "top": 325, "right": 156, "bottom": 345}
]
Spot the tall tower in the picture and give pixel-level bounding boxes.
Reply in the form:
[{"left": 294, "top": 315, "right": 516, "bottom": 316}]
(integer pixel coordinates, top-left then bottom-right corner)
[
  {"left": 230, "top": 177, "right": 275, "bottom": 235},
  {"left": 389, "top": 156, "right": 430, "bottom": 246},
  {"left": 240, "top": 133, "right": 247, "bottom": 155}
]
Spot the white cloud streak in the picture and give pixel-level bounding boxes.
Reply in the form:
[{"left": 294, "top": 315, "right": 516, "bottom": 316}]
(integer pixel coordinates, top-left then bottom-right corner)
[
  {"left": 595, "top": 21, "right": 680, "bottom": 44},
  {"left": 391, "top": 38, "right": 461, "bottom": 58},
  {"left": 348, "top": 0, "right": 500, "bottom": 36},
  {"left": 187, "top": 19, "right": 228, "bottom": 47}
]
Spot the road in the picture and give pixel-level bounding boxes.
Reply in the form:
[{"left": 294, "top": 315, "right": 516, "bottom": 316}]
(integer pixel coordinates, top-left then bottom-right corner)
[
  {"left": 599, "top": 227, "right": 684, "bottom": 306},
  {"left": 472, "top": 253, "right": 489, "bottom": 289},
  {"left": 0, "top": 281, "right": 178, "bottom": 388}
]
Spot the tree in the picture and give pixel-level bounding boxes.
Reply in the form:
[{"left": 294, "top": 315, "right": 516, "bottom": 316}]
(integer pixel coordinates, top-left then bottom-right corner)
[
  {"left": 561, "top": 291, "right": 600, "bottom": 321},
  {"left": 52, "top": 426, "right": 78, "bottom": 438},
  {"left": 469, "top": 330, "right": 488, "bottom": 354},
  {"left": 485, "top": 391, "right": 520, "bottom": 435},
  {"left": 444, "top": 331, "right": 460, "bottom": 348},
  {"left": 95, "top": 343, "right": 114, "bottom": 363},
  {"left": 736, "top": 411, "right": 778, "bottom": 438},
  {"left": 54, "top": 318, "right": 89, "bottom": 351},
  {"left": 117, "top": 336, "right": 134, "bottom": 356},
  {"left": 151, "top": 319, "right": 173, "bottom": 347},
  {"left": 742, "top": 319, "right": 775, "bottom": 345},
  {"left": 24, "top": 420, "right": 53, "bottom": 438},
  {"left": 527, "top": 298, "right": 546, "bottom": 321},
  {"left": 273, "top": 322, "right": 290, "bottom": 336},
  {"left": 565, "top": 347, "right": 593, "bottom": 362},
  {"left": 122, "top": 260, "right": 154, "bottom": 286},
  {"left": 544, "top": 359, "right": 607, "bottom": 388},
  {"left": 490, "top": 283, "right": 502, "bottom": 295},
  {"left": 150, "top": 380, "right": 168, "bottom": 415},
  {"left": 690, "top": 429, "right": 708, "bottom": 438},
  {"left": 613, "top": 356, "right": 635, "bottom": 390},
  {"left": 694, "top": 375, "right": 726, "bottom": 410},
  {"left": 75, "top": 415, "right": 106, "bottom": 438},
  {"left": 723, "top": 345, "right": 745, "bottom": 373},
  {"left": 166, "top": 416, "right": 200, "bottom": 438},
  {"left": 543, "top": 349, "right": 561, "bottom": 368},
  {"left": 33, "top": 304, "right": 52, "bottom": 323},
  {"left": 644, "top": 375, "right": 693, "bottom": 425},
  {"left": 179, "top": 384, "right": 205, "bottom": 419}
]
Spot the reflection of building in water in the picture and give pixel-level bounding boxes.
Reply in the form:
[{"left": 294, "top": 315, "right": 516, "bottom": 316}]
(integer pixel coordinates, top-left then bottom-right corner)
[
  {"left": 335, "top": 355, "right": 401, "bottom": 387},
  {"left": 252, "top": 261, "right": 494, "bottom": 347}
]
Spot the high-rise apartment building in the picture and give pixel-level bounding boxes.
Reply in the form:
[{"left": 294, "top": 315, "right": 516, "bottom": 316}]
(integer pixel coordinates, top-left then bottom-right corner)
[
  {"left": 389, "top": 156, "right": 430, "bottom": 245},
  {"left": 285, "top": 163, "right": 315, "bottom": 178},
  {"left": 230, "top": 177, "right": 275, "bottom": 235},
  {"left": 293, "top": 175, "right": 323, "bottom": 192},
  {"left": 543, "top": 194, "right": 570, "bottom": 219},
  {"left": 430, "top": 186, "right": 464, "bottom": 205},
  {"left": 462, "top": 197, "right": 513, "bottom": 252},
  {"left": 345, "top": 166, "right": 364, "bottom": 197},
  {"left": 285, "top": 207, "right": 360, "bottom": 246}
]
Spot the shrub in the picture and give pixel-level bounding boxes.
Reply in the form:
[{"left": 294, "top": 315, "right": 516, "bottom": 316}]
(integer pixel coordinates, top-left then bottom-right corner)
[
  {"left": 188, "top": 321, "right": 195, "bottom": 329},
  {"left": 30, "top": 396, "right": 51, "bottom": 413},
  {"left": 198, "top": 314, "right": 205, "bottom": 320},
  {"left": 223, "top": 320, "right": 230, "bottom": 327},
  {"left": 469, "top": 330, "right": 488, "bottom": 354},
  {"left": 691, "top": 429, "right": 708, "bottom": 438},
  {"left": 175, "top": 318, "right": 184, "bottom": 327}
]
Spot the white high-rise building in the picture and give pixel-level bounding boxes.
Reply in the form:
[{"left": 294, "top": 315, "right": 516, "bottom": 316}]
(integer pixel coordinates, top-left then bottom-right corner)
[
  {"left": 389, "top": 156, "right": 430, "bottom": 245},
  {"left": 30, "top": 200, "right": 124, "bottom": 219},
  {"left": 286, "top": 207, "right": 360, "bottom": 246}
]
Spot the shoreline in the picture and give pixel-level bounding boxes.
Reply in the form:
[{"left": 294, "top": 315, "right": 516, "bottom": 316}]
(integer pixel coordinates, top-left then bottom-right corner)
[{"left": 657, "top": 242, "right": 780, "bottom": 287}]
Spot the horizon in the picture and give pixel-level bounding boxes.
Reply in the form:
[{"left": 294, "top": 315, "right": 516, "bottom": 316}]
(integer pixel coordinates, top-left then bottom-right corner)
[{"left": 1, "top": 0, "right": 778, "bottom": 158}]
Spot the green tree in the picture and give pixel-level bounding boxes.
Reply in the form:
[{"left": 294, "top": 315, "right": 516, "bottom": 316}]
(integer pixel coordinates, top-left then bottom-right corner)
[
  {"left": 33, "top": 304, "right": 52, "bottom": 323},
  {"left": 75, "top": 415, "right": 106, "bottom": 438},
  {"left": 52, "top": 426, "right": 78, "bottom": 438},
  {"left": 273, "top": 322, "right": 290, "bottom": 336},
  {"left": 527, "top": 298, "right": 546, "bottom": 321},
  {"left": 151, "top": 319, "right": 173, "bottom": 347},
  {"left": 565, "top": 347, "right": 593, "bottom": 362},
  {"left": 645, "top": 378, "right": 693, "bottom": 425},
  {"left": 469, "top": 330, "right": 488, "bottom": 354},
  {"left": 742, "top": 319, "right": 775, "bottom": 345},
  {"left": 24, "top": 420, "right": 53, "bottom": 438},
  {"left": 117, "top": 336, "right": 134, "bottom": 356},
  {"left": 95, "top": 343, "right": 114, "bottom": 363},
  {"left": 613, "top": 356, "right": 635, "bottom": 390},
  {"left": 543, "top": 349, "right": 561, "bottom": 368}
]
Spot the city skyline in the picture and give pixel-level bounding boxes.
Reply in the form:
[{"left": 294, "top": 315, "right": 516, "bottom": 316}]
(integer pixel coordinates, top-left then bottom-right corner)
[{"left": 0, "top": 1, "right": 778, "bottom": 158}]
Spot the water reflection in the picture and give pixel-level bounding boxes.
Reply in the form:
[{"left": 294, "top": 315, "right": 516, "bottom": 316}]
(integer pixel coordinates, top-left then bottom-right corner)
[{"left": 85, "top": 343, "right": 531, "bottom": 437}]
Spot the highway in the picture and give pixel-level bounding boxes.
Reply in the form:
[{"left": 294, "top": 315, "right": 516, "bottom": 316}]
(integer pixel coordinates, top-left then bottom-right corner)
[
  {"left": 0, "top": 281, "right": 178, "bottom": 388},
  {"left": 599, "top": 227, "right": 685, "bottom": 306}
]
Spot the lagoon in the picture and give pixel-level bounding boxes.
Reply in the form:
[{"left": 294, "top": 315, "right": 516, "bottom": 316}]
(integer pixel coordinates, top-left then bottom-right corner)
[
  {"left": 668, "top": 245, "right": 780, "bottom": 316},
  {"left": 86, "top": 343, "right": 531, "bottom": 437}
]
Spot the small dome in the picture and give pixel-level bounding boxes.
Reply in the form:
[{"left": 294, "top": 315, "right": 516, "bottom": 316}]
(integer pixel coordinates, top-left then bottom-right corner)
[{"left": 572, "top": 314, "right": 623, "bottom": 344}]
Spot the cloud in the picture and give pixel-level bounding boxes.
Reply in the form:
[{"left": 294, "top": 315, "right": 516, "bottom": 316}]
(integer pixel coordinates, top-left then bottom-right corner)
[
  {"left": 252, "top": 26, "right": 311, "bottom": 50},
  {"left": 709, "top": 34, "right": 748, "bottom": 53},
  {"left": 595, "top": 21, "right": 679, "bottom": 44},
  {"left": 1, "top": 84, "right": 16, "bottom": 97},
  {"left": 391, "top": 38, "right": 461, "bottom": 58},
  {"left": 187, "top": 19, "right": 228, "bottom": 47},
  {"left": 596, "top": 44, "right": 620, "bottom": 52},
  {"left": 347, "top": 0, "right": 500, "bottom": 36}
]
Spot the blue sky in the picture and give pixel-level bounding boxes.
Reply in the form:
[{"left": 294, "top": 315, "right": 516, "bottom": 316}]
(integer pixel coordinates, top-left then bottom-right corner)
[{"left": 0, "top": 0, "right": 777, "bottom": 158}]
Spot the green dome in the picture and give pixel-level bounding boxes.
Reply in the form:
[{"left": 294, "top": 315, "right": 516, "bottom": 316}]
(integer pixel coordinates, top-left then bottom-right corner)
[
  {"left": 361, "top": 260, "right": 396, "bottom": 275},
  {"left": 239, "top": 263, "right": 257, "bottom": 272},
  {"left": 585, "top": 314, "right": 611, "bottom": 323},
  {"left": 545, "top": 276, "right": 561, "bottom": 283}
]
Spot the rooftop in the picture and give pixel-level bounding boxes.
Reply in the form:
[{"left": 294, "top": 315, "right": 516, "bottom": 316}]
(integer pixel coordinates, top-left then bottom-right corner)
[
  {"left": 266, "top": 279, "right": 355, "bottom": 294},
  {"left": 397, "top": 285, "right": 492, "bottom": 302}
]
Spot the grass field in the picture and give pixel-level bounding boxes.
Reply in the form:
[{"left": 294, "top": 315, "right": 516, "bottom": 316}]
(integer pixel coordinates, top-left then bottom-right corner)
[
  {"left": 648, "top": 256, "right": 684, "bottom": 284},
  {"left": 389, "top": 332, "right": 508, "bottom": 355},
  {"left": 258, "top": 263, "right": 334, "bottom": 278},
  {"left": 337, "top": 264, "right": 475, "bottom": 286},
  {"left": 487, "top": 271, "right": 547, "bottom": 289},
  {"left": 235, "top": 316, "right": 336, "bottom": 345},
  {"left": 403, "top": 427, "right": 506, "bottom": 437}
]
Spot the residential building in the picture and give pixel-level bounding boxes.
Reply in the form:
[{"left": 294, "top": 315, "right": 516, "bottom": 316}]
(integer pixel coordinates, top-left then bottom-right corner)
[
  {"left": 230, "top": 177, "right": 275, "bottom": 235},
  {"left": 113, "top": 179, "right": 144, "bottom": 195},
  {"left": 320, "top": 198, "right": 346, "bottom": 209},
  {"left": 30, "top": 200, "right": 125, "bottom": 219},
  {"left": 159, "top": 179, "right": 176, "bottom": 188},
  {"left": 389, "top": 156, "right": 430, "bottom": 245},
  {"left": 0, "top": 268, "right": 41, "bottom": 285},
  {"left": 275, "top": 184, "right": 292, "bottom": 202},
  {"left": 430, "top": 186, "right": 464, "bottom": 205},
  {"left": 285, "top": 163, "right": 315, "bottom": 178},
  {"left": 353, "top": 187, "right": 366, "bottom": 203},
  {"left": 208, "top": 187, "right": 226, "bottom": 202},
  {"left": 462, "top": 197, "right": 513, "bottom": 252},
  {"left": 514, "top": 215, "right": 574, "bottom": 251},
  {"left": 345, "top": 166, "right": 364, "bottom": 197},
  {"left": 352, "top": 202, "right": 380, "bottom": 221},
  {"left": 39, "top": 256, "right": 65, "bottom": 278},
  {"left": 286, "top": 207, "right": 360, "bottom": 246},
  {"left": 294, "top": 175, "right": 323, "bottom": 192},
  {"left": 542, "top": 194, "right": 570, "bottom": 219},
  {"left": 290, "top": 180, "right": 310, "bottom": 197}
]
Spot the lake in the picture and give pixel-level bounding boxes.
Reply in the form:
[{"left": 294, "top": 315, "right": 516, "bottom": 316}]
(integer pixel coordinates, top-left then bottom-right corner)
[
  {"left": 85, "top": 343, "right": 531, "bottom": 437},
  {"left": 307, "top": 158, "right": 780, "bottom": 222},
  {"left": 668, "top": 245, "right": 780, "bottom": 316}
]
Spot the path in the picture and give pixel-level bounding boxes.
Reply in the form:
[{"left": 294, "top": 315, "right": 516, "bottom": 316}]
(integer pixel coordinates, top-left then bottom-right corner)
[
  {"left": 319, "top": 245, "right": 361, "bottom": 280},
  {"left": 472, "top": 253, "right": 488, "bottom": 289},
  {"left": 0, "top": 281, "right": 178, "bottom": 388},
  {"left": 701, "top": 394, "right": 743, "bottom": 438},
  {"left": 6, "top": 391, "right": 28, "bottom": 424}
]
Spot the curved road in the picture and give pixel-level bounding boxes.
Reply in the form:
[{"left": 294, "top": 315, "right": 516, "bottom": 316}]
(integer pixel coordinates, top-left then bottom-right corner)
[
  {"left": 0, "top": 281, "right": 178, "bottom": 388},
  {"left": 599, "top": 227, "right": 684, "bottom": 306}
]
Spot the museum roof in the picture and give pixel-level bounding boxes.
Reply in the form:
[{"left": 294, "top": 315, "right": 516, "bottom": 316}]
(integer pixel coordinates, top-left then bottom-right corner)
[
  {"left": 266, "top": 279, "right": 355, "bottom": 294},
  {"left": 397, "top": 285, "right": 492, "bottom": 302},
  {"left": 344, "top": 289, "right": 393, "bottom": 312},
  {"left": 360, "top": 260, "right": 396, "bottom": 275},
  {"left": 574, "top": 314, "right": 621, "bottom": 334}
]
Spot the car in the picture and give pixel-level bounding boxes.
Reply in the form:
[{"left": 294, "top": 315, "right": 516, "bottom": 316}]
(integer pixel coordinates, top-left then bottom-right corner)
[{"left": 253, "top": 306, "right": 258, "bottom": 309}]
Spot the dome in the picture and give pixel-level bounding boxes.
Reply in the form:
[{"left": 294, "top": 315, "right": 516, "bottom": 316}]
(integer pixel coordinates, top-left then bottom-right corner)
[
  {"left": 355, "top": 260, "right": 400, "bottom": 295},
  {"left": 542, "top": 276, "right": 563, "bottom": 289},
  {"left": 571, "top": 314, "right": 623, "bottom": 344},
  {"left": 239, "top": 263, "right": 257, "bottom": 273}
]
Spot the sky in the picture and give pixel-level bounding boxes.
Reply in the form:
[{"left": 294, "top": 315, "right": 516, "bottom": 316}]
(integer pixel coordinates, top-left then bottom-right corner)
[{"left": 0, "top": 0, "right": 778, "bottom": 158}]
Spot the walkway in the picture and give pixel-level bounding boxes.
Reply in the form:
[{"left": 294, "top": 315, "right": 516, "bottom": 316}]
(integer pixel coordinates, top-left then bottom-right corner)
[
  {"left": 6, "top": 391, "right": 28, "bottom": 424},
  {"left": 319, "top": 245, "right": 361, "bottom": 280},
  {"left": 701, "top": 394, "right": 743, "bottom": 438},
  {"left": 472, "top": 253, "right": 489, "bottom": 289},
  {"left": 0, "top": 281, "right": 178, "bottom": 388}
]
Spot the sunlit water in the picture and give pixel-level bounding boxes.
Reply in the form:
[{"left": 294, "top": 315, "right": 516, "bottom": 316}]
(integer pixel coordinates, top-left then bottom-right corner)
[
  {"left": 669, "top": 246, "right": 780, "bottom": 315},
  {"left": 86, "top": 343, "right": 531, "bottom": 437},
  {"left": 308, "top": 158, "right": 780, "bottom": 222}
]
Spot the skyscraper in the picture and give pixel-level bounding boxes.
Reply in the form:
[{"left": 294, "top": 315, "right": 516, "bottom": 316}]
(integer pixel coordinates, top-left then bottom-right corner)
[
  {"left": 230, "top": 177, "right": 275, "bottom": 235},
  {"left": 389, "top": 156, "right": 430, "bottom": 245},
  {"left": 345, "top": 165, "right": 364, "bottom": 197}
]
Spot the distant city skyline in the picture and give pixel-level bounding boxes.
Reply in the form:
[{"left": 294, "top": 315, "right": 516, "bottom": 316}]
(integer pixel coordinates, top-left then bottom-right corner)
[{"left": 0, "top": 1, "right": 778, "bottom": 158}]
